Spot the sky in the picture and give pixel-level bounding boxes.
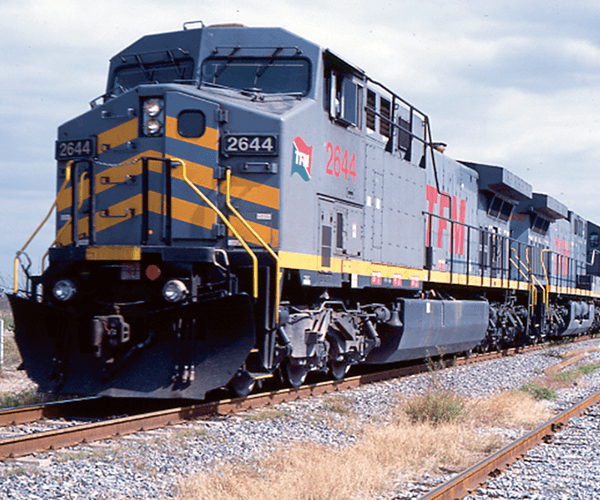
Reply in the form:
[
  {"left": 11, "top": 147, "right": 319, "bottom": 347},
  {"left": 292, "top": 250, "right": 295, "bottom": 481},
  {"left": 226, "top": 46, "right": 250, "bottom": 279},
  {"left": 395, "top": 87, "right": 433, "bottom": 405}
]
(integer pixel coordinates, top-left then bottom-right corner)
[{"left": 2, "top": 0, "right": 600, "bottom": 289}]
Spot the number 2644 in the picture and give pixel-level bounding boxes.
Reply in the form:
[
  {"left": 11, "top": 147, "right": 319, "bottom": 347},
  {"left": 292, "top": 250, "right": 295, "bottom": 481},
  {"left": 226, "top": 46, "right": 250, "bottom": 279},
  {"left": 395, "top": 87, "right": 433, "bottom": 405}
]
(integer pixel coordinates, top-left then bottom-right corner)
[{"left": 326, "top": 142, "right": 356, "bottom": 182}]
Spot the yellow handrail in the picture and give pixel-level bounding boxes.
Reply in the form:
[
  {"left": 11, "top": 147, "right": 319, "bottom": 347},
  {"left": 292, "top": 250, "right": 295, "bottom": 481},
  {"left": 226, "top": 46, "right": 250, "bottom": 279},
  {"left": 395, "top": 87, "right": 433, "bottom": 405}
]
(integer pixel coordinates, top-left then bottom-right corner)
[
  {"left": 13, "top": 161, "right": 73, "bottom": 293},
  {"left": 42, "top": 217, "right": 74, "bottom": 269},
  {"left": 78, "top": 171, "right": 88, "bottom": 209},
  {"left": 509, "top": 257, "right": 530, "bottom": 281},
  {"left": 225, "top": 169, "right": 281, "bottom": 322},
  {"left": 175, "top": 158, "right": 259, "bottom": 299},
  {"left": 510, "top": 248, "right": 530, "bottom": 280},
  {"left": 525, "top": 248, "right": 538, "bottom": 316},
  {"left": 510, "top": 247, "right": 546, "bottom": 316},
  {"left": 540, "top": 249, "right": 551, "bottom": 315},
  {"left": 524, "top": 248, "right": 546, "bottom": 297}
]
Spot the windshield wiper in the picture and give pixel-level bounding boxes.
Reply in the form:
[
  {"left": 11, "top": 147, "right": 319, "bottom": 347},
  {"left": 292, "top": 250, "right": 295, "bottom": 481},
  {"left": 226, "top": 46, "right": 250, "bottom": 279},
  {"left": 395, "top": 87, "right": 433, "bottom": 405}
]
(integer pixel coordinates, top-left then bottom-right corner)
[
  {"left": 134, "top": 54, "right": 155, "bottom": 82},
  {"left": 200, "top": 80, "right": 247, "bottom": 94},
  {"left": 254, "top": 47, "right": 283, "bottom": 81},
  {"left": 214, "top": 46, "right": 241, "bottom": 78}
]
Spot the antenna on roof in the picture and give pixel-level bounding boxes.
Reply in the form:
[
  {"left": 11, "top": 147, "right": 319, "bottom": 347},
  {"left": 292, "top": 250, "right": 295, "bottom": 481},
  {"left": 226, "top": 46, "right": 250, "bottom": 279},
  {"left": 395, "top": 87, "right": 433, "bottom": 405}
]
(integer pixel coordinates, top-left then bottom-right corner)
[{"left": 183, "top": 20, "right": 205, "bottom": 30}]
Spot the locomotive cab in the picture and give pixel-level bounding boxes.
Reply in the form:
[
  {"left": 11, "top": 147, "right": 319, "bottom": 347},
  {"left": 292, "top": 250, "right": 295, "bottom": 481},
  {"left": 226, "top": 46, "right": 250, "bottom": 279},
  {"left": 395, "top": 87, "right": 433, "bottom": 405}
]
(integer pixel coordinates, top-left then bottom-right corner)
[{"left": 11, "top": 25, "right": 323, "bottom": 399}]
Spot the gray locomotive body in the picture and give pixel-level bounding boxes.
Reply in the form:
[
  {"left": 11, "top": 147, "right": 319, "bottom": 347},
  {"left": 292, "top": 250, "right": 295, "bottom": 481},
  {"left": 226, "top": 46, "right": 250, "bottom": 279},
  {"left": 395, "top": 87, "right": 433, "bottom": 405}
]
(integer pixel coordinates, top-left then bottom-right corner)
[{"left": 8, "top": 24, "right": 599, "bottom": 399}]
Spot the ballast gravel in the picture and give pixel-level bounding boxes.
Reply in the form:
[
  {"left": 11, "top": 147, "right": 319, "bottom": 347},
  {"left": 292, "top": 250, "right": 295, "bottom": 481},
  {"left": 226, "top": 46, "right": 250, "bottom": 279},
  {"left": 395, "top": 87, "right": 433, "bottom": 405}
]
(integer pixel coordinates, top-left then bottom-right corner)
[
  {"left": 461, "top": 404, "right": 600, "bottom": 500},
  {"left": 1, "top": 339, "right": 600, "bottom": 499}
]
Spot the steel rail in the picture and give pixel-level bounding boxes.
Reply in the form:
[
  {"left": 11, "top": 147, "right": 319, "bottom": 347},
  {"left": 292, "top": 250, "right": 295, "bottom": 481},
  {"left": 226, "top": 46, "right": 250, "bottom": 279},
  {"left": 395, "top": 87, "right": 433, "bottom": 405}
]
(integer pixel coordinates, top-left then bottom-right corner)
[
  {"left": 0, "top": 398, "right": 97, "bottom": 427},
  {"left": 0, "top": 337, "right": 590, "bottom": 460},
  {"left": 0, "top": 366, "right": 429, "bottom": 459},
  {"left": 0, "top": 360, "right": 469, "bottom": 460},
  {"left": 419, "top": 388, "right": 600, "bottom": 500}
]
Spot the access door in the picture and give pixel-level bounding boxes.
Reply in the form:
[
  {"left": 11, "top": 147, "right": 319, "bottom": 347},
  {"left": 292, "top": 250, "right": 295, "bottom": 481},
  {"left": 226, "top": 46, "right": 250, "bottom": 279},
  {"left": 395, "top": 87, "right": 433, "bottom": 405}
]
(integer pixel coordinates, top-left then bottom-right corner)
[{"left": 165, "top": 91, "right": 221, "bottom": 242}]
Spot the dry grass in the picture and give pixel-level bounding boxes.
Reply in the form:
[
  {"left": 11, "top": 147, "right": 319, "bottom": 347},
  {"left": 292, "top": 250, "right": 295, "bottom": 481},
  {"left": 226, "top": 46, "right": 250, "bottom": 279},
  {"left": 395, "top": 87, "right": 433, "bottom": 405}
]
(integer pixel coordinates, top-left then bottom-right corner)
[
  {"left": 516, "top": 360, "right": 600, "bottom": 395},
  {"left": 470, "top": 390, "right": 554, "bottom": 429},
  {"left": 177, "top": 419, "right": 500, "bottom": 500},
  {"left": 176, "top": 389, "right": 552, "bottom": 500},
  {"left": 2, "top": 330, "right": 22, "bottom": 369}
]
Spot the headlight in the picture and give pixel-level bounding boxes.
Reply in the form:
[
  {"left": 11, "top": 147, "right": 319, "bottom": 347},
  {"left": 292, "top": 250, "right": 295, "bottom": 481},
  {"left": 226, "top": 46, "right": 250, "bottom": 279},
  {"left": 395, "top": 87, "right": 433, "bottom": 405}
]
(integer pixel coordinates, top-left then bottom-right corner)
[
  {"left": 142, "top": 98, "right": 164, "bottom": 137},
  {"left": 52, "top": 279, "right": 77, "bottom": 301},
  {"left": 144, "top": 99, "right": 162, "bottom": 117},
  {"left": 162, "top": 280, "right": 188, "bottom": 302},
  {"left": 145, "top": 119, "right": 162, "bottom": 136}
]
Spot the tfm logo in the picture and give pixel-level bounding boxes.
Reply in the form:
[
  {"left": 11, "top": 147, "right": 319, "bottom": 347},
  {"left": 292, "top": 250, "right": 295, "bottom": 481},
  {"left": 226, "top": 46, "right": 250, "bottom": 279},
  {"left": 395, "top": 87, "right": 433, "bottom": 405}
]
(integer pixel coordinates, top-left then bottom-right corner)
[
  {"left": 426, "top": 185, "right": 467, "bottom": 255},
  {"left": 292, "top": 137, "right": 312, "bottom": 182}
]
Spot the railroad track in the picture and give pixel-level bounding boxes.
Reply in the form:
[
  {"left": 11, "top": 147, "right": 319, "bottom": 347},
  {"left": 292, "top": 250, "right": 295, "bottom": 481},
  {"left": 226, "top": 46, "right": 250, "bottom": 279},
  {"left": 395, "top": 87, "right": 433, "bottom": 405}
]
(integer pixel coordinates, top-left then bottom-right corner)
[
  {"left": 419, "top": 388, "right": 600, "bottom": 500},
  {"left": 0, "top": 338, "right": 587, "bottom": 461}
]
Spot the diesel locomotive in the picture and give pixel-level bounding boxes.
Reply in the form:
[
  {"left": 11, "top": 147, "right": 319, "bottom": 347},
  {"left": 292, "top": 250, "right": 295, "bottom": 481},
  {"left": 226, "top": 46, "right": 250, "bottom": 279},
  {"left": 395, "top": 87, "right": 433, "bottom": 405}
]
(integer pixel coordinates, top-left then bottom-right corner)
[{"left": 9, "top": 22, "right": 600, "bottom": 399}]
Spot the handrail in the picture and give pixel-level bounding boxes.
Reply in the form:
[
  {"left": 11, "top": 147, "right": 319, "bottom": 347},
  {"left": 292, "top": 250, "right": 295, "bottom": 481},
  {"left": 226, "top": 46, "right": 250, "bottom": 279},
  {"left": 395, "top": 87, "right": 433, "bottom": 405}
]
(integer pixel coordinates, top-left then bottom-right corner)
[
  {"left": 175, "top": 158, "right": 259, "bottom": 299},
  {"left": 43, "top": 170, "right": 93, "bottom": 269},
  {"left": 525, "top": 248, "right": 539, "bottom": 317},
  {"left": 540, "top": 249, "right": 551, "bottom": 316},
  {"left": 510, "top": 247, "right": 545, "bottom": 294},
  {"left": 78, "top": 171, "right": 89, "bottom": 209},
  {"left": 509, "top": 256, "right": 530, "bottom": 281},
  {"left": 42, "top": 217, "right": 74, "bottom": 270},
  {"left": 510, "top": 247, "right": 529, "bottom": 279},
  {"left": 13, "top": 161, "right": 73, "bottom": 294},
  {"left": 225, "top": 169, "right": 281, "bottom": 322},
  {"left": 525, "top": 248, "right": 546, "bottom": 296}
]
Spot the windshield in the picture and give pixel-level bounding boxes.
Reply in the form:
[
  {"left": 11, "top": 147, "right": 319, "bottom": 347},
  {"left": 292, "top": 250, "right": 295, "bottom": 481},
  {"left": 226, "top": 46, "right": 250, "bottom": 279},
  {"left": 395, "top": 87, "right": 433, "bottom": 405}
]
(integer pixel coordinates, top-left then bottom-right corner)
[
  {"left": 201, "top": 57, "right": 310, "bottom": 95},
  {"left": 111, "top": 59, "right": 196, "bottom": 92}
]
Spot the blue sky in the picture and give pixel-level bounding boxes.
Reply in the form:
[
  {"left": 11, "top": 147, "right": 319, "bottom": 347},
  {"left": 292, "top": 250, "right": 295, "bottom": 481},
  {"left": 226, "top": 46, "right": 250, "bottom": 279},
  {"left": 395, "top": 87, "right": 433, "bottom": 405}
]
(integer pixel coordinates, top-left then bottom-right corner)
[{"left": 2, "top": 0, "right": 600, "bottom": 289}]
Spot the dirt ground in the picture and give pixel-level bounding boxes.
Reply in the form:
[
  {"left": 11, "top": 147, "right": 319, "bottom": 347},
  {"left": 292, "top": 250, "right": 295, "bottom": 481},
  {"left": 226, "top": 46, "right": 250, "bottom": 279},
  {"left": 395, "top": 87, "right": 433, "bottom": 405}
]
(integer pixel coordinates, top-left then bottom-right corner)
[{"left": 0, "top": 328, "right": 37, "bottom": 395}]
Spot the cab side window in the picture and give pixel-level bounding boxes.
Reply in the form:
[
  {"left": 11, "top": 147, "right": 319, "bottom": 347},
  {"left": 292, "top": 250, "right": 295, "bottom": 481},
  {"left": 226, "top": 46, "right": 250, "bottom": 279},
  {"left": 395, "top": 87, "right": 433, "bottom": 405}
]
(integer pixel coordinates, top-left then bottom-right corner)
[{"left": 323, "top": 51, "right": 363, "bottom": 128}]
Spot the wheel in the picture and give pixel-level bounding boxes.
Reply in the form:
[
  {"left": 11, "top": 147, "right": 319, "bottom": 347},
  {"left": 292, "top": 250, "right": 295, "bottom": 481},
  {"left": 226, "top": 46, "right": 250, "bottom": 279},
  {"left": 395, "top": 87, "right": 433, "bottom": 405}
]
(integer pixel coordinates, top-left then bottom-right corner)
[
  {"left": 284, "top": 361, "right": 308, "bottom": 388},
  {"left": 230, "top": 370, "right": 255, "bottom": 397},
  {"left": 329, "top": 359, "right": 350, "bottom": 380}
]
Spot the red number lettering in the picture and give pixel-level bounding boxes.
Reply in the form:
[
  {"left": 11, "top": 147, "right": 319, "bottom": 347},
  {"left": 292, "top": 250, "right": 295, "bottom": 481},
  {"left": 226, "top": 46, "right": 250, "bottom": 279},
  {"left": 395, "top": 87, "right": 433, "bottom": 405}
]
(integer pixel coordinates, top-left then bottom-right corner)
[
  {"left": 341, "top": 149, "right": 349, "bottom": 179},
  {"left": 326, "top": 142, "right": 334, "bottom": 175},
  {"left": 334, "top": 145, "right": 342, "bottom": 177},
  {"left": 348, "top": 153, "right": 356, "bottom": 182},
  {"left": 325, "top": 143, "right": 356, "bottom": 183}
]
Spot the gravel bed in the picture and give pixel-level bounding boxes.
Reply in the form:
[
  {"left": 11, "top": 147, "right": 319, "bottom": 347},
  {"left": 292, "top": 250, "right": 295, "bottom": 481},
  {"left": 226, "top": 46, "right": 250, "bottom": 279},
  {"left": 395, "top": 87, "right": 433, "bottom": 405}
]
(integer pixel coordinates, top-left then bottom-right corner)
[
  {"left": 462, "top": 403, "right": 600, "bottom": 500},
  {"left": 1, "top": 338, "right": 600, "bottom": 499}
]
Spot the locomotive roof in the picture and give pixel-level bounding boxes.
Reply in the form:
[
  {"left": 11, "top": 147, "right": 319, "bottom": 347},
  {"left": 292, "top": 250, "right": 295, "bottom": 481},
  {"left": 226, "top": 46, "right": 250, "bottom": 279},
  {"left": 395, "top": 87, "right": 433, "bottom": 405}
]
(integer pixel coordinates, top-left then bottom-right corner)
[
  {"left": 459, "top": 161, "right": 532, "bottom": 203},
  {"left": 522, "top": 193, "right": 569, "bottom": 220},
  {"left": 106, "top": 25, "right": 322, "bottom": 96}
]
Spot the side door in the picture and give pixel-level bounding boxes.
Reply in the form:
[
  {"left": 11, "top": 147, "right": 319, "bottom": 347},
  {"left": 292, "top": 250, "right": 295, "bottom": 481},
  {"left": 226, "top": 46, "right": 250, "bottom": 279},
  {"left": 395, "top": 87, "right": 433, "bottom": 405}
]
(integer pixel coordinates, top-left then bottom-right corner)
[{"left": 165, "top": 91, "right": 221, "bottom": 242}]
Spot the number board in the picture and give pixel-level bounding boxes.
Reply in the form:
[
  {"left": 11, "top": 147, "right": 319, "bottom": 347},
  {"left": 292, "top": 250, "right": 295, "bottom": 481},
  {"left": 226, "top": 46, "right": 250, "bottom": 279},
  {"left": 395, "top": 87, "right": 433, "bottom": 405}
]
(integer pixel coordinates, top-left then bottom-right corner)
[
  {"left": 56, "top": 139, "right": 96, "bottom": 160},
  {"left": 222, "top": 134, "right": 278, "bottom": 155}
]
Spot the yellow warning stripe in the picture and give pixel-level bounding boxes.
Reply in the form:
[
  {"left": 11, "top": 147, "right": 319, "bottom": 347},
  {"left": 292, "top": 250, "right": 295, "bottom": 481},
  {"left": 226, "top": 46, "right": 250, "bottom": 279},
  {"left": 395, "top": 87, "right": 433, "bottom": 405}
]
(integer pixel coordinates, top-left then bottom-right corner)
[
  {"left": 220, "top": 175, "right": 280, "bottom": 211},
  {"left": 278, "top": 250, "right": 600, "bottom": 298},
  {"left": 169, "top": 156, "right": 217, "bottom": 191},
  {"left": 86, "top": 246, "right": 141, "bottom": 261},
  {"left": 166, "top": 154, "right": 280, "bottom": 210},
  {"left": 56, "top": 194, "right": 144, "bottom": 246},
  {"left": 96, "top": 118, "right": 139, "bottom": 155},
  {"left": 60, "top": 152, "right": 279, "bottom": 222},
  {"left": 229, "top": 215, "right": 279, "bottom": 248},
  {"left": 278, "top": 251, "right": 427, "bottom": 282},
  {"left": 170, "top": 196, "right": 216, "bottom": 230},
  {"left": 165, "top": 116, "right": 219, "bottom": 151}
]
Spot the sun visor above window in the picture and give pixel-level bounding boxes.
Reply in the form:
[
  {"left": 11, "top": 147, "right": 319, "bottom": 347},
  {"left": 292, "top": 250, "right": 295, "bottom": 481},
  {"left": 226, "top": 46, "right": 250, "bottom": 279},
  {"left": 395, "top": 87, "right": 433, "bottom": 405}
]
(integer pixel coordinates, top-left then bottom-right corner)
[
  {"left": 522, "top": 193, "right": 569, "bottom": 221},
  {"left": 323, "top": 49, "right": 366, "bottom": 79},
  {"left": 460, "top": 161, "right": 532, "bottom": 203}
]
